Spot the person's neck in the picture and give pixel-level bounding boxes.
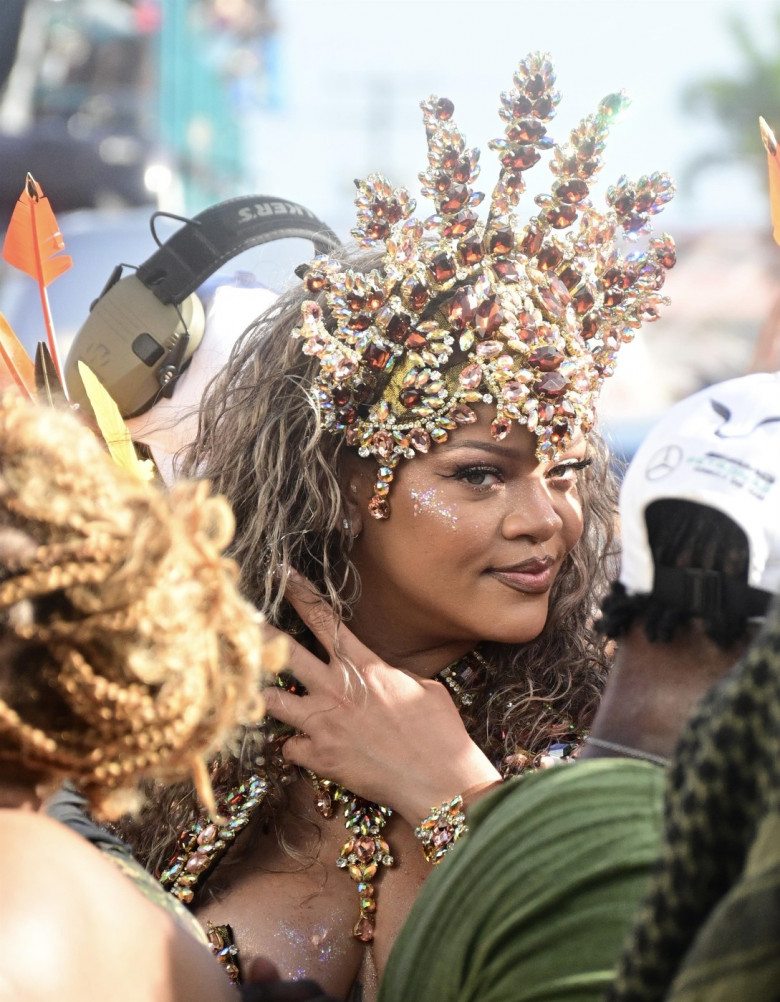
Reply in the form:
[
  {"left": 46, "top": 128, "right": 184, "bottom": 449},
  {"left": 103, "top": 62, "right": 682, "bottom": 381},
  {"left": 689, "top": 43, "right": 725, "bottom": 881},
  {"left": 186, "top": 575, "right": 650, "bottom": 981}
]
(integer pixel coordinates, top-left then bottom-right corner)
[
  {"left": 580, "top": 621, "right": 749, "bottom": 763},
  {"left": 343, "top": 609, "right": 477, "bottom": 678}
]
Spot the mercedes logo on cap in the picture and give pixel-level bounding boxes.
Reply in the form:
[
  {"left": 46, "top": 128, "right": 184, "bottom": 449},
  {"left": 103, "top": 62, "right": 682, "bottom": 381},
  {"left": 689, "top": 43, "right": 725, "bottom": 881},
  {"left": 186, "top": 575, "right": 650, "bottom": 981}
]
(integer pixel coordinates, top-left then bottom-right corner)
[{"left": 645, "top": 444, "right": 683, "bottom": 481}]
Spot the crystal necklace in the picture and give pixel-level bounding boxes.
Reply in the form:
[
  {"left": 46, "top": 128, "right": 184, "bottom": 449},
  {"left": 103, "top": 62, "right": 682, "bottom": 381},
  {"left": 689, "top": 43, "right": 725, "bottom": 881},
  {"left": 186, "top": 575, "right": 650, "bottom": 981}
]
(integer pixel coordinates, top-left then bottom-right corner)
[
  {"left": 305, "top": 648, "right": 489, "bottom": 943},
  {"left": 159, "top": 649, "right": 489, "bottom": 951}
]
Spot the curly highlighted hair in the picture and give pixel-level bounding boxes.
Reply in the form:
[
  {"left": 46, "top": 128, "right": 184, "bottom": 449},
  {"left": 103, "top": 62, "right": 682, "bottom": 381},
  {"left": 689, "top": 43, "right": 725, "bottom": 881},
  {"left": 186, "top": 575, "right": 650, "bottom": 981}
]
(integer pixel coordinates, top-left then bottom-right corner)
[
  {"left": 0, "top": 391, "right": 280, "bottom": 820},
  {"left": 187, "top": 245, "right": 617, "bottom": 740}
]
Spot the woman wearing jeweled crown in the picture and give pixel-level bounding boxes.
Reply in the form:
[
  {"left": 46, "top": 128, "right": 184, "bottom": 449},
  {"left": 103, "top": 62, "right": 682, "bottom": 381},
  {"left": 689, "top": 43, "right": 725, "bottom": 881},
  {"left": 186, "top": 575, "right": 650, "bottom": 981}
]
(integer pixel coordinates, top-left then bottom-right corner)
[{"left": 119, "top": 52, "right": 676, "bottom": 1002}]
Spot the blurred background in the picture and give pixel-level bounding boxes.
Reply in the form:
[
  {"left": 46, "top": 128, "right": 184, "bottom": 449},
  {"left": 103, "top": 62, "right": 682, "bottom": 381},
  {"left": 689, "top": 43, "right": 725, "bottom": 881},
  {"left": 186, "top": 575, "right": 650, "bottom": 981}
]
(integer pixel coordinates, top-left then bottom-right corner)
[{"left": 2, "top": 0, "right": 780, "bottom": 459}]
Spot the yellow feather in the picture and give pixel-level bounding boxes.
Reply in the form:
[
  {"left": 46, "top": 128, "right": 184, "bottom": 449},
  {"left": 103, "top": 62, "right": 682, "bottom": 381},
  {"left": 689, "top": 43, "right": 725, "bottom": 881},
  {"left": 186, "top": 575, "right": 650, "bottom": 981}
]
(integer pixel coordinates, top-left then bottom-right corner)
[
  {"left": 77, "top": 362, "right": 156, "bottom": 482},
  {"left": 760, "top": 117, "right": 780, "bottom": 245}
]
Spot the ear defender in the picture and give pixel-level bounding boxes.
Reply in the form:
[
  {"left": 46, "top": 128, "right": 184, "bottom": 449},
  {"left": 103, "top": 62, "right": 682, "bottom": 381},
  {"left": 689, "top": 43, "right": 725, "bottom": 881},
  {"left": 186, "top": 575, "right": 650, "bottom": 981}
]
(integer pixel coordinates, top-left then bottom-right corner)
[
  {"left": 65, "top": 195, "right": 340, "bottom": 418},
  {"left": 67, "top": 270, "right": 206, "bottom": 418}
]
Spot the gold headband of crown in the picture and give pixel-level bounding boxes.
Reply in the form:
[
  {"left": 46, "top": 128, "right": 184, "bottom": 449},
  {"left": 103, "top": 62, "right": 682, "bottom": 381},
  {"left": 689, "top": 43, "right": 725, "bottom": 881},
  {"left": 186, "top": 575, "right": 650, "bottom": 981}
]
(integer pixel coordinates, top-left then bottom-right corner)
[{"left": 292, "top": 52, "right": 676, "bottom": 518}]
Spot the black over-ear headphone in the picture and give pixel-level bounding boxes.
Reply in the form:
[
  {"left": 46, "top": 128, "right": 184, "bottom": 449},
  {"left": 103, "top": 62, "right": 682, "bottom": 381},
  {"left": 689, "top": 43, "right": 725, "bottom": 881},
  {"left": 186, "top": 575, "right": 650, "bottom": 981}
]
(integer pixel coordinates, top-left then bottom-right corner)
[{"left": 65, "top": 194, "right": 341, "bottom": 418}]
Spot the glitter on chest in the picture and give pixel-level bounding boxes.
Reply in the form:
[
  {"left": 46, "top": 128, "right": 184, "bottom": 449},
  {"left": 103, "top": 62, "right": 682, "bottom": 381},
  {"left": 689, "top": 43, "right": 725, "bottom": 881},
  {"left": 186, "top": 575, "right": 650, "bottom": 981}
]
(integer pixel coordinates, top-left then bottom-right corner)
[{"left": 272, "top": 919, "right": 345, "bottom": 977}]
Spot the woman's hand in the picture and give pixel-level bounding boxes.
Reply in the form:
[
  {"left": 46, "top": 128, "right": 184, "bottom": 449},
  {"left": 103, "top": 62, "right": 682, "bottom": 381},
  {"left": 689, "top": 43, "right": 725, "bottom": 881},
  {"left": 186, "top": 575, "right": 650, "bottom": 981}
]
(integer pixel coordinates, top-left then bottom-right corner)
[{"left": 262, "top": 572, "right": 501, "bottom": 826}]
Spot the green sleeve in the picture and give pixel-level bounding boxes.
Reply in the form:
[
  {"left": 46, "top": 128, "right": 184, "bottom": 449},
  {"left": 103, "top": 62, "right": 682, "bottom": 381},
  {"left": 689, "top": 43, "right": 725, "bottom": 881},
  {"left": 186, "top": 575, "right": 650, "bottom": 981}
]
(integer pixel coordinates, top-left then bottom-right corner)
[{"left": 379, "top": 759, "right": 665, "bottom": 1002}]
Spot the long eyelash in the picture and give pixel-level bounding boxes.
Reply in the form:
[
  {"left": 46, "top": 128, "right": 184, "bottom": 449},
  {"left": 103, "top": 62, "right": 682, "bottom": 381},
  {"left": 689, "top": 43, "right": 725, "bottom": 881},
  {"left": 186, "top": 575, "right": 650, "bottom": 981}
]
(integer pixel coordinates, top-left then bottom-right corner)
[
  {"left": 550, "top": 457, "right": 593, "bottom": 476},
  {"left": 448, "top": 464, "right": 500, "bottom": 479}
]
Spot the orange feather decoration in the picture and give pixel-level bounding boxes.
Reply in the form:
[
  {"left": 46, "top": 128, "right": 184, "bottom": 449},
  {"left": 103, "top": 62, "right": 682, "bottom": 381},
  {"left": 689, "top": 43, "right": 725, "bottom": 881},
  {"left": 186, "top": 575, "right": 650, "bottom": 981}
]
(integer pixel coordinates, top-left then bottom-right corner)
[
  {"left": 760, "top": 117, "right": 780, "bottom": 246},
  {"left": 1, "top": 173, "right": 72, "bottom": 388}
]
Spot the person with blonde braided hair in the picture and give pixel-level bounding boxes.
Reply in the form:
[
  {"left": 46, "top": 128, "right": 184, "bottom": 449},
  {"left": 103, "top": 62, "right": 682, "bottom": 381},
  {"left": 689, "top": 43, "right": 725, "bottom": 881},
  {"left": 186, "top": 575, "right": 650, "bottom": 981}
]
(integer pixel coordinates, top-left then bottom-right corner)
[
  {"left": 0, "top": 389, "right": 338, "bottom": 1002},
  {"left": 0, "top": 387, "right": 270, "bottom": 819}
]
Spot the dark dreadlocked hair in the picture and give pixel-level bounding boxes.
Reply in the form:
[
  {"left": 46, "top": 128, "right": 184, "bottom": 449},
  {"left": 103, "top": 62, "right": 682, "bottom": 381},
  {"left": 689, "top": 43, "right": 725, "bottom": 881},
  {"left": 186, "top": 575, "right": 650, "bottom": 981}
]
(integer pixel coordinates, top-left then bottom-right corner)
[{"left": 596, "top": 498, "right": 766, "bottom": 650}]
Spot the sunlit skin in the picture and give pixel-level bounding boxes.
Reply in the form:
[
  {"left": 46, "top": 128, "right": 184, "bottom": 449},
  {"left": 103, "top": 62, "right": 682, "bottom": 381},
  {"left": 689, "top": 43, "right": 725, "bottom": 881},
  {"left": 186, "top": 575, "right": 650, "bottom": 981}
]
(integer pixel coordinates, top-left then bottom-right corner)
[
  {"left": 0, "top": 808, "right": 245, "bottom": 1002},
  {"left": 344, "top": 406, "right": 589, "bottom": 678},
  {"left": 0, "top": 772, "right": 244, "bottom": 1002}
]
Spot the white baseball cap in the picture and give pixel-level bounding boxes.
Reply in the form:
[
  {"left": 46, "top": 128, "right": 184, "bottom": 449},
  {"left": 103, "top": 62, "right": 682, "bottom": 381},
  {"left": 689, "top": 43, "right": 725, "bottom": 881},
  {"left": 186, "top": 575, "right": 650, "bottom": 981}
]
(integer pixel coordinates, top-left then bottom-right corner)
[{"left": 619, "top": 371, "right": 780, "bottom": 609}]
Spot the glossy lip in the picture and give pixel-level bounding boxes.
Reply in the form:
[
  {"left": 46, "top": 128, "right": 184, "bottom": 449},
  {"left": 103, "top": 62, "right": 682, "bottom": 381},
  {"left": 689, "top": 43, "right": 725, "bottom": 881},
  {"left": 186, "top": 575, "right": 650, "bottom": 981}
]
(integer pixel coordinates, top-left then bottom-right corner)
[{"left": 486, "top": 556, "right": 557, "bottom": 594}]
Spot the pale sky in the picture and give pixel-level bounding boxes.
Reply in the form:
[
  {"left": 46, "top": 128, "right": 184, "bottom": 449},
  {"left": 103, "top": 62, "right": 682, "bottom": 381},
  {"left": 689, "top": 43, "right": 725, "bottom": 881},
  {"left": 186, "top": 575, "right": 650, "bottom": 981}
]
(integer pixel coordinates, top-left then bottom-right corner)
[
  {"left": 247, "top": 0, "right": 780, "bottom": 238},
  {"left": 238, "top": 0, "right": 780, "bottom": 425}
]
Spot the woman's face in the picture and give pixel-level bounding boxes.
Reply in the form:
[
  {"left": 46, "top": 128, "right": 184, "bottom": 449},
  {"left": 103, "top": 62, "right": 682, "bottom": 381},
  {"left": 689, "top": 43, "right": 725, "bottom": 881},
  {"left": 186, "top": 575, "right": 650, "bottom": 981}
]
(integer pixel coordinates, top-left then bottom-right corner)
[{"left": 347, "top": 408, "right": 588, "bottom": 674}]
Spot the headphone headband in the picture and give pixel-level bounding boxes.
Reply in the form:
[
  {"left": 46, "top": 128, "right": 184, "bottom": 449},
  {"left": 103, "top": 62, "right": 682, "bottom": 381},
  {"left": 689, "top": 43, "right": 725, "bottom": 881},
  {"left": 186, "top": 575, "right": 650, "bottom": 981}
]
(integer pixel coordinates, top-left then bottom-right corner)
[
  {"left": 65, "top": 194, "right": 342, "bottom": 419},
  {"left": 137, "top": 195, "right": 341, "bottom": 304}
]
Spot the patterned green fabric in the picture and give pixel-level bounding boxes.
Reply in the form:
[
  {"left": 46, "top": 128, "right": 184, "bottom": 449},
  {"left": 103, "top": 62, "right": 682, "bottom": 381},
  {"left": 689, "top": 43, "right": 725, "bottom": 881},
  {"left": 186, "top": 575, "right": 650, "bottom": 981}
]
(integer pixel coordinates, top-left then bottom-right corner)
[
  {"left": 379, "top": 759, "right": 665, "bottom": 1002},
  {"left": 666, "top": 810, "right": 780, "bottom": 1001},
  {"left": 108, "top": 849, "right": 210, "bottom": 946},
  {"left": 605, "top": 601, "right": 780, "bottom": 1002}
]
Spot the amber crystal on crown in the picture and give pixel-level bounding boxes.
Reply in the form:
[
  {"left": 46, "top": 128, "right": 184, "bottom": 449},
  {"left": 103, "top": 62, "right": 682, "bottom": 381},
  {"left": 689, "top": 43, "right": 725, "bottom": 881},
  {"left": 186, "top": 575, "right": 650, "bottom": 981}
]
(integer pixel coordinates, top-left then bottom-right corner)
[
  {"left": 529, "top": 345, "right": 565, "bottom": 371},
  {"left": 459, "top": 233, "right": 484, "bottom": 265},
  {"left": 448, "top": 286, "right": 478, "bottom": 330}
]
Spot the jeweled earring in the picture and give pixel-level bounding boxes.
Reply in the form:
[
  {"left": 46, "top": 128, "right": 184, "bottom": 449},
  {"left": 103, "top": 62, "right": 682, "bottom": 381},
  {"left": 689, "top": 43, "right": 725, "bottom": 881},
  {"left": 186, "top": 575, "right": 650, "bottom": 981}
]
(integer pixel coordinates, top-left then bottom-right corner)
[{"left": 369, "top": 502, "right": 389, "bottom": 521}]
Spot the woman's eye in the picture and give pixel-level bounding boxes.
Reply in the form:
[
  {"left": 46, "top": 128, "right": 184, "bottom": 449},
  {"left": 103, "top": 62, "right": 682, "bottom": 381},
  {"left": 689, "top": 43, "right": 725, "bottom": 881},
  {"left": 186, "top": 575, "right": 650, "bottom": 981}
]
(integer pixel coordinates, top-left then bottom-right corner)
[
  {"left": 453, "top": 466, "right": 502, "bottom": 487},
  {"left": 548, "top": 457, "right": 592, "bottom": 481}
]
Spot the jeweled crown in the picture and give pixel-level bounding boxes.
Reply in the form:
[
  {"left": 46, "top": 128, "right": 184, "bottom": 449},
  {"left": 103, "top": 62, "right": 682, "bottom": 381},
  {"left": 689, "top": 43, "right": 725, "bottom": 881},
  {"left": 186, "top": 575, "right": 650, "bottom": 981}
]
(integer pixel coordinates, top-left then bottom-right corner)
[{"left": 292, "top": 52, "right": 676, "bottom": 518}]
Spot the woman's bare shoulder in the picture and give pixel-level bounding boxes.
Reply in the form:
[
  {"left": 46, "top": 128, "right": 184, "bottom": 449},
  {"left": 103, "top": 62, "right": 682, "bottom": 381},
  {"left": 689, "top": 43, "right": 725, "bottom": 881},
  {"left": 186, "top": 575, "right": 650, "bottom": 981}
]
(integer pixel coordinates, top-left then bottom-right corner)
[{"left": 0, "top": 810, "right": 235, "bottom": 1002}]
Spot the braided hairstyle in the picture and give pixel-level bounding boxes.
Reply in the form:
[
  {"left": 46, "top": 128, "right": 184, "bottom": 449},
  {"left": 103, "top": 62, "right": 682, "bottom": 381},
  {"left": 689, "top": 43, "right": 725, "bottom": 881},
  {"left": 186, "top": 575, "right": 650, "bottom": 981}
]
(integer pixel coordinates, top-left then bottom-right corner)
[
  {"left": 597, "top": 499, "right": 755, "bottom": 650},
  {"left": 599, "top": 498, "right": 775, "bottom": 1000},
  {"left": 0, "top": 391, "right": 278, "bottom": 820}
]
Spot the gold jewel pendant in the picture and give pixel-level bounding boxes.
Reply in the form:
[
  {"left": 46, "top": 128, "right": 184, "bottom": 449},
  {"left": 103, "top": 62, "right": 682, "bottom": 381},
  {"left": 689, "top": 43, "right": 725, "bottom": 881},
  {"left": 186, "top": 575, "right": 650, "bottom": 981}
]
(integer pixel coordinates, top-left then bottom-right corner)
[
  {"left": 310, "top": 775, "right": 393, "bottom": 942},
  {"left": 161, "top": 650, "right": 487, "bottom": 954},
  {"left": 307, "top": 650, "right": 487, "bottom": 941}
]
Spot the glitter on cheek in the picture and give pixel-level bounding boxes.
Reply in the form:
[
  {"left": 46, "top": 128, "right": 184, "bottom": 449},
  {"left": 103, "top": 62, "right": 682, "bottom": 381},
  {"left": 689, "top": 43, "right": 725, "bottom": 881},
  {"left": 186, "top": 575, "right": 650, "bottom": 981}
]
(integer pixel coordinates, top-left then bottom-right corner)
[{"left": 409, "top": 487, "right": 459, "bottom": 529}]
